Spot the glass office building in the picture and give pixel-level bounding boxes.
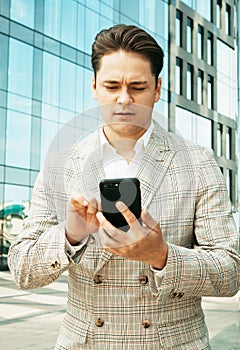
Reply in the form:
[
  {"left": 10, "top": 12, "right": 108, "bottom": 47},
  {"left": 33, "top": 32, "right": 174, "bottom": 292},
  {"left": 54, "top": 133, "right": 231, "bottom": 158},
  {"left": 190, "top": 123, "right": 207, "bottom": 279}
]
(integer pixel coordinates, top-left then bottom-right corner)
[{"left": 0, "top": 0, "right": 239, "bottom": 268}]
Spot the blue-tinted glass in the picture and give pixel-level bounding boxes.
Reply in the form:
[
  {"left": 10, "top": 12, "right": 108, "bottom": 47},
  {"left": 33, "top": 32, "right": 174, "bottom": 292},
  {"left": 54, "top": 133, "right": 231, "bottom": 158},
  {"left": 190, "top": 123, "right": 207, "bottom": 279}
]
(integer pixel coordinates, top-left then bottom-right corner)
[
  {"left": 8, "top": 92, "right": 32, "bottom": 115},
  {"left": 61, "top": 0, "right": 77, "bottom": 47},
  {"left": 83, "top": 69, "right": 97, "bottom": 111},
  {"left": 139, "top": 0, "right": 155, "bottom": 32},
  {"left": 85, "top": 8, "right": 100, "bottom": 54},
  {"left": 8, "top": 39, "right": 33, "bottom": 97},
  {"left": 76, "top": 66, "right": 84, "bottom": 112},
  {"left": 6, "top": 111, "right": 31, "bottom": 168},
  {"left": 4, "top": 184, "right": 30, "bottom": 203},
  {"left": 59, "top": 60, "right": 76, "bottom": 111},
  {"left": 77, "top": 4, "right": 86, "bottom": 52},
  {"left": 41, "top": 119, "right": 60, "bottom": 164},
  {"left": 196, "top": 0, "right": 211, "bottom": 22},
  {"left": 42, "top": 52, "right": 60, "bottom": 106},
  {"left": 44, "top": 0, "right": 61, "bottom": 41},
  {"left": 10, "top": 0, "right": 35, "bottom": 28}
]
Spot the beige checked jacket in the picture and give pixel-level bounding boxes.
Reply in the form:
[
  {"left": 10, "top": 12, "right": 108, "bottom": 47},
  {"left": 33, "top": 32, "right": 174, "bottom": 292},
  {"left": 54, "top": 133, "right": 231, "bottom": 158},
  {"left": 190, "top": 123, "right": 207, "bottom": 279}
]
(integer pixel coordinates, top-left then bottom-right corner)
[{"left": 8, "top": 122, "right": 240, "bottom": 349}]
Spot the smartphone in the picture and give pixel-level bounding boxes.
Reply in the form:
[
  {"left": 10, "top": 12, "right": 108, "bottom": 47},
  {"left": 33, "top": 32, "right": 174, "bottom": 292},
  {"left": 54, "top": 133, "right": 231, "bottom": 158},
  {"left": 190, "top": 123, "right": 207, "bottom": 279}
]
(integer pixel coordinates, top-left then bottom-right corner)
[{"left": 99, "top": 178, "right": 142, "bottom": 232}]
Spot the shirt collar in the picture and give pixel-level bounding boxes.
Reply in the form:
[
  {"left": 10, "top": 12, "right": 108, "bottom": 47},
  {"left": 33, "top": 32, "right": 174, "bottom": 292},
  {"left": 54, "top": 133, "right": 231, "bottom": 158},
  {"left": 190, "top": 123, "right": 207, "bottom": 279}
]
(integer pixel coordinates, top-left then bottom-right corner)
[{"left": 100, "top": 121, "right": 154, "bottom": 150}]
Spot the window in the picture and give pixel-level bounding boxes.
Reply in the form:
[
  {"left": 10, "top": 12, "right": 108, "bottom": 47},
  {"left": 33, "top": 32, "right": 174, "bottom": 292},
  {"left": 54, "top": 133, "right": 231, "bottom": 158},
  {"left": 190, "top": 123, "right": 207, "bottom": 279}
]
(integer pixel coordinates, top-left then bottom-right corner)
[
  {"left": 176, "top": 10, "right": 182, "bottom": 47},
  {"left": 216, "top": 0, "right": 222, "bottom": 28},
  {"left": 10, "top": 0, "right": 35, "bottom": 29},
  {"left": 226, "top": 127, "right": 232, "bottom": 159},
  {"left": 207, "top": 32, "right": 213, "bottom": 65},
  {"left": 217, "top": 123, "right": 223, "bottom": 157},
  {"left": 197, "top": 25, "right": 204, "bottom": 59},
  {"left": 225, "top": 4, "right": 231, "bottom": 35},
  {"left": 176, "top": 57, "right": 182, "bottom": 95},
  {"left": 186, "top": 17, "right": 193, "bottom": 53},
  {"left": 226, "top": 169, "right": 232, "bottom": 202},
  {"left": 197, "top": 70, "right": 203, "bottom": 105},
  {"left": 207, "top": 75, "right": 214, "bottom": 109},
  {"left": 187, "top": 64, "right": 193, "bottom": 100}
]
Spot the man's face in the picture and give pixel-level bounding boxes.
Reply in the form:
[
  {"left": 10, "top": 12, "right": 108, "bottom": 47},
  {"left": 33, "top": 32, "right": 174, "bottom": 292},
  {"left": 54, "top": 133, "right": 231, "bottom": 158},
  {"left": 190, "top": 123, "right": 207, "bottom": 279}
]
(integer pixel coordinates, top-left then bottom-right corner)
[{"left": 92, "top": 50, "right": 162, "bottom": 141}]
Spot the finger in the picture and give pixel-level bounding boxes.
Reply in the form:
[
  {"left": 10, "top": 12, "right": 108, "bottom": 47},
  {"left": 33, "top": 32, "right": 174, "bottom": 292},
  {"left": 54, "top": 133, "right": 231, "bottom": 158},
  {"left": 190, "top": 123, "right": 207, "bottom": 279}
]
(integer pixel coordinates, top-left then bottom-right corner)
[
  {"left": 86, "top": 197, "right": 98, "bottom": 214},
  {"left": 115, "top": 201, "right": 138, "bottom": 227},
  {"left": 96, "top": 212, "right": 127, "bottom": 246},
  {"left": 141, "top": 208, "right": 159, "bottom": 231}
]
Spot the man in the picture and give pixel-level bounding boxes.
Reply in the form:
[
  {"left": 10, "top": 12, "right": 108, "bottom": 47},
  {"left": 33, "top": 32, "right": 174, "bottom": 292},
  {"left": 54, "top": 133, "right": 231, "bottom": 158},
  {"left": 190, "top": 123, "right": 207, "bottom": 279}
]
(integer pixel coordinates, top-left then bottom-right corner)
[{"left": 8, "top": 24, "right": 240, "bottom": 349}]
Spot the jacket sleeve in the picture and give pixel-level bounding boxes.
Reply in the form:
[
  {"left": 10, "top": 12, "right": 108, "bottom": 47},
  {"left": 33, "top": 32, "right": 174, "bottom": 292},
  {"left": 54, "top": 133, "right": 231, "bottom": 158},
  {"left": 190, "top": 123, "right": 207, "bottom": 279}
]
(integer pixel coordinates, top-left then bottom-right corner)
[
  {"left": 7, "top": 169, "right": 83, "bottom": 290},
  {"left": 150, "top": 148, "right": 240, "bottom": 300}
]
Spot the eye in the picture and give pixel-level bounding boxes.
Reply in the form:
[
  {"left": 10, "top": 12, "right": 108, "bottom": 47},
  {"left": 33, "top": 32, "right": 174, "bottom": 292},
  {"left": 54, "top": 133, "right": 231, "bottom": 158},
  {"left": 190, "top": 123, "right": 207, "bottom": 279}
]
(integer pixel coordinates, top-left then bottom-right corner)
[
  {"left": 104, "top": 85, "right": 118, "bottom": 90},
  {"left": 132, "top": 87, "right": 145, "bottom": 91}
]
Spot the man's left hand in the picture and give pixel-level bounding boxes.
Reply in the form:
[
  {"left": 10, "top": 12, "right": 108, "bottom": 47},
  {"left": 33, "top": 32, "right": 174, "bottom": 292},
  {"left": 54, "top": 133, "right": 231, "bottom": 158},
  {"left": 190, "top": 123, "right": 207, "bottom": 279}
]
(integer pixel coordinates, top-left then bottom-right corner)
[{"left": 96, "top": 201, "right": 168, "bottom": 269}]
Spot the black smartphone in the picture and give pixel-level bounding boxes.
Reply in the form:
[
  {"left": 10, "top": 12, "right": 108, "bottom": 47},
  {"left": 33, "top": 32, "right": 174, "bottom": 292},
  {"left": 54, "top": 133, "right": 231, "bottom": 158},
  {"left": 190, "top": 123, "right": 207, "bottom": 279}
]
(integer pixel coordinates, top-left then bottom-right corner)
[{"left": 99, "top": 178, "right": 142, "bottom": 232}]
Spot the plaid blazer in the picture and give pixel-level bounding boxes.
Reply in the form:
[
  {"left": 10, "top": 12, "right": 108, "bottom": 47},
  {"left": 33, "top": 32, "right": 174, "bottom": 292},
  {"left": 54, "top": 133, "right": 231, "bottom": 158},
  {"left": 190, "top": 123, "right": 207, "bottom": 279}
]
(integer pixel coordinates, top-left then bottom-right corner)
[{"left": 8, "top": 122, "right": 240, "bottom": 349}]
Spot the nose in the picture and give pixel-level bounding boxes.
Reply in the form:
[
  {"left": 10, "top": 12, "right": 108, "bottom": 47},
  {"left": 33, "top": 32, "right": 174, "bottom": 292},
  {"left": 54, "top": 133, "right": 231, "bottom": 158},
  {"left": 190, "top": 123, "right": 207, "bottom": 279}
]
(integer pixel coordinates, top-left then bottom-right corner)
[{"left": 117, "top": 88, "right": 133, "bottom": 105}]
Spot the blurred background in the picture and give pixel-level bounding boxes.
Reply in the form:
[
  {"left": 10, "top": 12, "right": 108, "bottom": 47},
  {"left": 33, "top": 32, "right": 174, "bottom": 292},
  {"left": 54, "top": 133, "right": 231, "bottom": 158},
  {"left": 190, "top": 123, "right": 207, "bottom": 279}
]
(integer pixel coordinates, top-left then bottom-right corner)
[{"left": 0, "top": 0, "right": 239, "bottom": 267}]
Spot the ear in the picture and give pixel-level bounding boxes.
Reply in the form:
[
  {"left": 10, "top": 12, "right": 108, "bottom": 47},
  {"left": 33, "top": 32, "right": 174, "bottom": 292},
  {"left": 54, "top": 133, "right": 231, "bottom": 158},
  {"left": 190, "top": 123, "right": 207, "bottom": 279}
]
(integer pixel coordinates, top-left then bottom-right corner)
[
  {"left": 92, "top": 76, "right": 98, "bottom": 100},
  {"left": 154, "top": 77, "right": 162, "bottom": 103}
]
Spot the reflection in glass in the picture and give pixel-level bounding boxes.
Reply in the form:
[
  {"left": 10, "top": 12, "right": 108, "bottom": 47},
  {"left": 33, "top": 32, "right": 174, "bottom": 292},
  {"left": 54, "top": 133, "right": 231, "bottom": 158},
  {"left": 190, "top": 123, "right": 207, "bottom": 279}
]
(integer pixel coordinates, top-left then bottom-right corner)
[
  {"left": 61, "top": 0, "right": 77, "bottom": 47},
  {"left": 176, "top": 10, "right": 182, "bottom": 47},
  {"left": 197, "top": 25, "right": 203, "bottom": 59},
  {"left": 226, "top": 127, "right": 232, "bottom": 160},
  {"left": 44, "top": 0, "right": 61, "bottom": 41},
  {"left": 176, "top": 57, "right": 182, "bottom": 95},
  {"left": 187, "top": 63, "right": 193, "bottom": 100},
  {"left": 217, "top": 123, "right": 223, "bottom": 157},
  {"left": 226, "top": 169, "right": 232, "bottom": 202},
  {"left": 42, "top": 52, "right": 60, "bottom": 106},
  {"left": 216, "top": 0, "right": 221, "bottom": 28},
  {"left": 10, "top": 0, "right": 35, "bottom": 28},
  {"left": 196, "top": 0, "right": 211, "bottom": 22},
  {"left": 8, "top": 39, "right": 33, "bottom": 98},
  {"left": 207, "top": 75, "right": 213, "bottom": 109},
  {"left": 6, "top": 111, "right": 31, "bottom": 168},
  {"left": 197, "top": 70, "right": 203, "bottom": 105},
  {"left": 225, "top": 4, "right": 231, "bottom": 35},
  {"left": 186, "top": 18, "right": 193, "bottom": 53},
  {"left": 207, "top": 32, "right": 213, "bottom": 65}
]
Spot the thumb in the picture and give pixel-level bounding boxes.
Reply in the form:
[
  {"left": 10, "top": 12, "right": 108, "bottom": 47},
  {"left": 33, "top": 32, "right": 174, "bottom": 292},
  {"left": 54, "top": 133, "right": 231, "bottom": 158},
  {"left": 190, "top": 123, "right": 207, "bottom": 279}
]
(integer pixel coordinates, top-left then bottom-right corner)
[{"left": 141, "top": 208, "right": 159, "bottom": 231}]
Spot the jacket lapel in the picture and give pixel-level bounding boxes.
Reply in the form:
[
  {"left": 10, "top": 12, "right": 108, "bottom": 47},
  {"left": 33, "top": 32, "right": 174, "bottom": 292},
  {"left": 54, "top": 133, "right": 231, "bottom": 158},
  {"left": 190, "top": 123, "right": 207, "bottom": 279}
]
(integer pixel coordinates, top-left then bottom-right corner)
[{"left": 136, "top": 124, "right": 176, "bottom": 209}]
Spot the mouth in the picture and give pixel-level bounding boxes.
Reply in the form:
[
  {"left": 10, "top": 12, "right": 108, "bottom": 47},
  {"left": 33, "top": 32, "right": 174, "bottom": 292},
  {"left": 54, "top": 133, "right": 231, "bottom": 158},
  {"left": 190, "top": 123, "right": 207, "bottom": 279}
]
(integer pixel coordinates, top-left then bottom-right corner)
[{"left": 113, "top": 111, "right": 135, "bottom": 116}]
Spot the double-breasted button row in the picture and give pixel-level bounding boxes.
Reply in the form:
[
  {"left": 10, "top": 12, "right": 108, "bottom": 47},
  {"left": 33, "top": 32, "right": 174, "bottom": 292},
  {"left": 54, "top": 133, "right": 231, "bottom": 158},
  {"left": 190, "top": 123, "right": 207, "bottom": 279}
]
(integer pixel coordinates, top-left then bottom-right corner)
[
  {"left": 93, "top": 275, "right": 148, "bottom": 285},
  {"left": 95, "top": 318, "right": 104, "bottom": 327},
  {"left": 169, "top": 290, "right": 184, "bottom": 299},
  {"left": 95, "top": 318, "right": 151, "bottom": 328},
  {"left": 51, "top": 261, "right": 61, "bottom": 270},
  {"left": 93, "top": 275, "right": 104, "bottom": 284}
]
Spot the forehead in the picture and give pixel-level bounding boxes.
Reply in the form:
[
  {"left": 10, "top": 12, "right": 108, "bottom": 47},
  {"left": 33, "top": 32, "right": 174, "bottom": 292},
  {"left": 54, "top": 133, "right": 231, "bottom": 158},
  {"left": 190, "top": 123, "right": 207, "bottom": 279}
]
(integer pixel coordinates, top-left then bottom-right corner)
[{"left": 96, "top": 50, "right": 153, "bottom": 81}]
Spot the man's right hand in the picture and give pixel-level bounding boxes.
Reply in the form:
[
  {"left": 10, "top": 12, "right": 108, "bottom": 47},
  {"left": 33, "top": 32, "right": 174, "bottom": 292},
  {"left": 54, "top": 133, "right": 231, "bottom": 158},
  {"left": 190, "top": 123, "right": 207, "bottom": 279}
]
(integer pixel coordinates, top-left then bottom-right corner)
[{"left": 66, "top": 194, "right": 99, "bottom": 245}]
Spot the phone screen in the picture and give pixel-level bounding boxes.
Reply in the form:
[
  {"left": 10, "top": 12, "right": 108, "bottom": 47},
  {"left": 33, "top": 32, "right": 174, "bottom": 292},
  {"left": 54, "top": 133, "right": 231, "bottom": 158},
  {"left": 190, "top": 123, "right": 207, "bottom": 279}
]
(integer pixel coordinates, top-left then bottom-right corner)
[{"left": 99, "top": 178, "right": 141, "bottom": 231}]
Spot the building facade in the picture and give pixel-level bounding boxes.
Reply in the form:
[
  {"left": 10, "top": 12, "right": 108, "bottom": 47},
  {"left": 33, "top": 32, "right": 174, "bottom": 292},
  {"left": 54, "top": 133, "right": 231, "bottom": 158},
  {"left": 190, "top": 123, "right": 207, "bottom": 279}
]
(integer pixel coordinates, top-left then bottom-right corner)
[{"left": 0, "top": 0, "right": 238, "bottom": 268}]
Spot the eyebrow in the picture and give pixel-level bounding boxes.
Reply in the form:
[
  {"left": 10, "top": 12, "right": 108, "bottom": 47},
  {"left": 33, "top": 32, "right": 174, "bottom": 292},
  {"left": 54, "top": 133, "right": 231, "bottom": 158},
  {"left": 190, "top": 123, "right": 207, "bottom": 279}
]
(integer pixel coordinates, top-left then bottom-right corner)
[{"left": 103, "top": 80, "right": 148, "bottom": 85}]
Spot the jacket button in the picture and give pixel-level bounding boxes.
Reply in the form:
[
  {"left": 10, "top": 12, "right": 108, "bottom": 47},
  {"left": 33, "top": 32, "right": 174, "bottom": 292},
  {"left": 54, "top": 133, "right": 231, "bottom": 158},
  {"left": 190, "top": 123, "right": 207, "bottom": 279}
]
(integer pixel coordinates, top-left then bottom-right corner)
[
  {"left": 95, "top": 318, "right": 104, "bottom": 327},
  {"left": 94, "top": 275, "right": 103, "bottom": 284},
  {"left": 139, "top": 275, "right": 148, "bottom": 285},
  {"left": 176, "top": 292, "right": 184, "bottom": 298},
  {"left": 142, "top": 320, "right": 151, "bottom": 328}
]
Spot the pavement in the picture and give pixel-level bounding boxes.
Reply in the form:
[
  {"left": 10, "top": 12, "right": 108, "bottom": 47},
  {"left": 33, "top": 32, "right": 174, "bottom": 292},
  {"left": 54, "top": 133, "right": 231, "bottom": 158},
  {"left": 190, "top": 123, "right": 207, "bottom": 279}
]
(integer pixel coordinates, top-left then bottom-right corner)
[{"left": 0, "top": 270, "right": 240, "bottom": 350}]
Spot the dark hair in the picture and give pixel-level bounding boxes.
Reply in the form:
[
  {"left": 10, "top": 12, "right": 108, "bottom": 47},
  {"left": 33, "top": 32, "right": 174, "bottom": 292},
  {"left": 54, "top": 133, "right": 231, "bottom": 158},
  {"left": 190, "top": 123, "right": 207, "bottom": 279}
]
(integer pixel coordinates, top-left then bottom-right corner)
[{"left": 91, "top": 24, "right": 164, "bottom": 87}]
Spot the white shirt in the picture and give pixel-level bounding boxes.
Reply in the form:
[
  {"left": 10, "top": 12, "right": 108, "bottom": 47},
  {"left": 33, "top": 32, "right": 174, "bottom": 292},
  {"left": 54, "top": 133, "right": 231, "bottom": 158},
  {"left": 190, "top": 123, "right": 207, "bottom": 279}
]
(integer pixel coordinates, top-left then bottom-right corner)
[{"left": 66, "top": 122, "right": 165, "bottom": 276}]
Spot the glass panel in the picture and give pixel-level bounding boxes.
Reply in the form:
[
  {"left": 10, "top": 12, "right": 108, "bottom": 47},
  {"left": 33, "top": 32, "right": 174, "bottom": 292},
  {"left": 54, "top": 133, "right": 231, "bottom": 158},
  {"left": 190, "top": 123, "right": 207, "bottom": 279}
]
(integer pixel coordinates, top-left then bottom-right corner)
[
  {"left": 197, "top": 70, "right": 203, "bottom": 105},
  {"left": 59, "top": 59, "right": 76, "bottom": 112},
  {"left": 6, "top": 111, "right": 31, "bottom": 168},
  {"left": 176, "top": 10, "right": 182, "bottom": 47},
  {"left": 176, "top": 58, "right": 182, "bottom": 95},
  {"left": 61, "top": 0, "right": 77, "bottom": 47},
  {"left": 4, "top": 184, "right": 30, "bottom": 203},
  {"left": 197, "top": 25, "right": 203, "bottom": 59},
  {"left": 10, "top": 0, "right": 35, "bottom": 28},
  {"left": 186, "top": 17, "right": 193, "bottom": 53},
  {"left": 139, "top": 0, "right": 155, "bottom": 32},
  {"left": 217, "top": 123, "right": 223, "bottom": 157},
  {"left": 44, "top": 0, "right": 61, "bottom": 41},
  {"left": 225, "top": 4, "right": 231, "bottom": 35},
  {"left": 187, "top": 64, "right": 193, "bottom": 100},
  {"left": 8, "top": 39, "right": 33, "bottom": 98},
  {"left": 196, "top": 0, "right": 211, "bottom": 22},
  {"left": 208, "top": 75, "right": 213, "bottom": 109},
  {"left": 226, "top": 127, "right": 232, "bottom": 159},
  {"left": 207, "top": 32, "right": 213, "bottom": 65},
  {"left": 216, "top": 0, "right": 221, "bottom": 28},
  {"left": 226, "top": 169, "right": 232, "bottom": 202},
  {"left": 42, "top": 52, "right": 60, "bottom": 107},
  {"left": 85, "top": 8, "right": 100, "bottom": 54}
]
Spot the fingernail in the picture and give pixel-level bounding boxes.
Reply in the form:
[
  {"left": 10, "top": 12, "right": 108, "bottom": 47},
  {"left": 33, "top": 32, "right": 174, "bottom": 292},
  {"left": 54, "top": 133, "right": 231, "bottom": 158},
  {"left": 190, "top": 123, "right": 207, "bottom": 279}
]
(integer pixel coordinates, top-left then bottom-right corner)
[
  {"left": 116, "top": 201, "right": 125, "bottom": 210},
  {"left": 96, "top": 212, "right": 104, "bottom": 223}
]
